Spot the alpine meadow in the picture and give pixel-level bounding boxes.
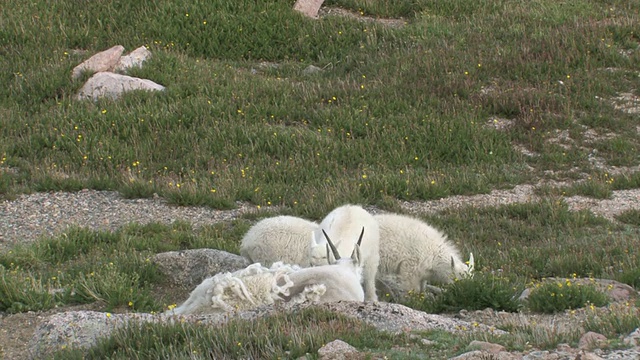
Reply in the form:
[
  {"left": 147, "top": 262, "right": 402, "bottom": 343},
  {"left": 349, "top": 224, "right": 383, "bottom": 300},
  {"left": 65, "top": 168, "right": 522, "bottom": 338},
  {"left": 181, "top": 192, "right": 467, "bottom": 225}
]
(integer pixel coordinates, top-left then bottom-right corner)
[{"left": 1, "top": 0, "right": 639, "bottom": 358}]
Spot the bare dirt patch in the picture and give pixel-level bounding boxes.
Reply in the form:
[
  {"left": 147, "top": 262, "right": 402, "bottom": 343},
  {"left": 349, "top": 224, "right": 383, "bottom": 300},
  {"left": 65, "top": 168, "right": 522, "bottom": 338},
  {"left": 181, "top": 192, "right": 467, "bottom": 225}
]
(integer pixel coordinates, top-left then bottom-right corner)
[{"left": 318, "top": 7, "right": 407, "bottom": 28}]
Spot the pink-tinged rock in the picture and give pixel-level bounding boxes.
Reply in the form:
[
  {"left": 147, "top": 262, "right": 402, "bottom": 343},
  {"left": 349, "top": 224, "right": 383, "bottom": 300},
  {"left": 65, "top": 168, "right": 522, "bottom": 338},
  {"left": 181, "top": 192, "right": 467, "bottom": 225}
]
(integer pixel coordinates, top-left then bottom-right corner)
[
  {"left": 450, "top": 350, "right": 520, "bottom": 360},
  {"left": 317, "top": 339, "right": 358, "bottom": 360},
  {"left": 75, "top": 72, "right": 165, "bottom": 101},
  {"left": 468, "top": 340, "right": 506, "bottom": 353},
  {"left": 574, "top": 350, "right": 605, "bottom": 360},
  {"left": 578, "top": 332, "right": 607, "bottom": 350},
  {"left": 114, "top": 46, "right": 152, "bottom": 73},
  {"left": 293, "top": 0, "right": 325, "bottom": 18},
  {"left": 72, "top": 45, "right": 125, "bottom": 80},
  {"left": 623, "top": 328, "right": 640, "bottom": 347}
]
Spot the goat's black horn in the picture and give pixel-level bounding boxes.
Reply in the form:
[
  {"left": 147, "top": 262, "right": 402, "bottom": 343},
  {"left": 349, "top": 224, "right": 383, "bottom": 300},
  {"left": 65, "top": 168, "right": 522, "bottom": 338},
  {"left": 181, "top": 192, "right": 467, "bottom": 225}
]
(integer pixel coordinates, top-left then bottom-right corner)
[
  {"left": 322, "top": 229, "right": 341, "bottom": 260},
  {"left": 356, "top": 227, "right": 365, "bottom": 247}
]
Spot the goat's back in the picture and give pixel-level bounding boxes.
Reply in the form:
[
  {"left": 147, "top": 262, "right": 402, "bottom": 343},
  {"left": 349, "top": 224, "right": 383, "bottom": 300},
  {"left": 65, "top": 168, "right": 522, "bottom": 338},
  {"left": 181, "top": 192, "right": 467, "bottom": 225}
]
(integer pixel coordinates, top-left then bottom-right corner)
[
  {"left": 375, "top": 213, "right": 460, "bottom": 275},
  {"left": 316, "top": 204, "right": 380, "bottom": 257},
  {"left": 240, "top": 215, "right": 318, "bottom": 267}
]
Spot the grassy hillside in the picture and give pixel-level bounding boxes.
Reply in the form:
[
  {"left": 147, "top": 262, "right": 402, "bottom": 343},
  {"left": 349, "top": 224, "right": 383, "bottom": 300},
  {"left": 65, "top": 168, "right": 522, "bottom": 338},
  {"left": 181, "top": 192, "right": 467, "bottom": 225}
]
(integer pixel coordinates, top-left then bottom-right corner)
[{"left": 1, "top": 0, "right": 639, "bottom": 358}]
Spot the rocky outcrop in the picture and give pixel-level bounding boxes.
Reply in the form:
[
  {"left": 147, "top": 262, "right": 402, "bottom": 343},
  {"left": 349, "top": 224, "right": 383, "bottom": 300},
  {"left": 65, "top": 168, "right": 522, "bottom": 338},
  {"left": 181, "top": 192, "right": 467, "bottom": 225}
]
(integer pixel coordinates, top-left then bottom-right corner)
[
  {"left": 72, "top": 45, "right": 163, "bottom": 101},
  {"left": 28, "top": 311, "right": 157, "bottom": 359},
  {"left": 153, "top": 248, "right": 250, "bottom": 288},
  {"left": 28, "top": 301, "right": 502, "bottom": 358}
]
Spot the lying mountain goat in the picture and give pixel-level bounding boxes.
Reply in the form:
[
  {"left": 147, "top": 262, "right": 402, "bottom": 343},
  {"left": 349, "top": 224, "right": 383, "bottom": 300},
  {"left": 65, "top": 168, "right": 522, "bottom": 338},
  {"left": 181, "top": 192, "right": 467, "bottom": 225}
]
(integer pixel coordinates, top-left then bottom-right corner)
[
  {"left": 311, "top": 204, "right": 380, "bottom": 301},
  {"left": 167, "top": 234, "right": 364, "bottom": 315},
  {"left": 240, "top": 216, "right": 319, "bottom": 267},
  {"left": 375, "top": 213, "right": 474, "bottom": 293},
  {"left": 166, "top": 262, "right": 299, "bottom": 315}
]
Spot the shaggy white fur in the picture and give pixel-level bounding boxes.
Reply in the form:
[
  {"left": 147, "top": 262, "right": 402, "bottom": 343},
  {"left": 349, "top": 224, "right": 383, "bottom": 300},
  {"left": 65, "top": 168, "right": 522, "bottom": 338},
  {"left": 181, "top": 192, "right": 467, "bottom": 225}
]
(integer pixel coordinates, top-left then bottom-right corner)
[
  {"left": 310, "top": 204, "right": 380, "bottom": 301},
  {"left": 240, "top": 216, "right": 319, "bottom": 267},
  {"left": 375, "top": 213, "right": 473, "bottom": 293}
]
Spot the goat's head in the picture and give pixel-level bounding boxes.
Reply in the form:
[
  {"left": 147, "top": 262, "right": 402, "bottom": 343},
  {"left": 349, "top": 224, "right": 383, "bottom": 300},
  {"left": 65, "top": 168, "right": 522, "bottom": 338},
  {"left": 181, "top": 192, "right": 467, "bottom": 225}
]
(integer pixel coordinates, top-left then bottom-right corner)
[
  {"left": 322, "top": 227, "right": 363, "bottom": 265},
  {"left": 450, "top": 252, "right": 475, "bottom": 280},
  {"left": 309, "top": 229, "right": 329, "bottom": 266}
]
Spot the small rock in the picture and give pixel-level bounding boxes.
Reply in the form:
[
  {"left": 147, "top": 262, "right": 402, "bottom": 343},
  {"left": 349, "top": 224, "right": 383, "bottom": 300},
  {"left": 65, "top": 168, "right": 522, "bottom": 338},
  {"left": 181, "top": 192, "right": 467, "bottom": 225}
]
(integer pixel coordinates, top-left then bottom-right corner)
[
  {"left": 317, "top": 339, "right": 358, "bottom": 360},
  {"left": 303, "top": 65, "right": 323, "bottom": 75},
  {"left": 623, "top": 327, "right": 640, "bottom": 347},
  {"left": 421, "top": 339, "right": 436, "bottom": 346},
  {"left": 578, "top": 332, "right": 607, "bottom": 350},
  {"left": 72, "top": 45, "right": 124, "bottom": 80},
  {"left": 449, "top": 350, "right": 484, "bottom": 360},
  {"left": 75, "top": 72, "right": 165, "bottom": 101},
  {"left": 114, "top": 46, "right": 152, "bottom": 73},
  {"left": 450, "top": 350, "right": 520, "bottom": 360},
  {"left": 523, "top": 350, "right": 551, "bottom": 359},
  {"left": 293, "top": 0, "right": 325, "bottom": 18},
  {"left": 574, "top": 350, "right": 605, "bottom": 360},
  {"left": 468, "top": 340, "right": 506, "bottom": 353}
]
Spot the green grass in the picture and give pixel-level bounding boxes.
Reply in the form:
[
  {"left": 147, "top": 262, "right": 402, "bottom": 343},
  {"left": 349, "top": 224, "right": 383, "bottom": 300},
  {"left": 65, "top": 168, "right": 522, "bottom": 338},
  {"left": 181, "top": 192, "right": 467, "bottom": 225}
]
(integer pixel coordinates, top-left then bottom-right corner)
[
  {"left": 1, "top": 0, "right": 640, "bottom": 357},
  {"left": 2, "top": 0, "right": 639, "bottom": 210},
  {"left": 0, "top": 221, "right": 248, "bottom": 313},
  {"left": 51, "top": 308, "right": 432, "bottom": 359},
  {"left": 524, "top": 280, "right": 609, "bottom": 314},
  {"left": 399, "top": 273, "right": 524, "bottom": 313}
]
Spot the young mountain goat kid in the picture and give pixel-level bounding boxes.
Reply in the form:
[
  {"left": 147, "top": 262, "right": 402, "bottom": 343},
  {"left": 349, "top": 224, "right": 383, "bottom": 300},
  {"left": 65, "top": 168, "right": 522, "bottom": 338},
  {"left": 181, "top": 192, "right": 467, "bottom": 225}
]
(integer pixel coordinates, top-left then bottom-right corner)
[
  {"left": 375, "top": 213, "right": 474, "bottom": 293},
  {"left": 240, "top": 215, "right": 319, "bottom": 267}
]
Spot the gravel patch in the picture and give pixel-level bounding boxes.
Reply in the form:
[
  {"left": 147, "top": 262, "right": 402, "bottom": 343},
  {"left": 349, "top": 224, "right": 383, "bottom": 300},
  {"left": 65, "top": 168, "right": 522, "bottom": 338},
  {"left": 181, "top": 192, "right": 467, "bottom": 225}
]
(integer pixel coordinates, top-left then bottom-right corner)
[
  {"left": 0, "top": 190, "right": 256, "bottom": 251},
  {"left": 2, "top": 186, "right": 639, "bottom": 252},
  {"left": 400, "top": 185, "right": 640, "bottom": 221}
]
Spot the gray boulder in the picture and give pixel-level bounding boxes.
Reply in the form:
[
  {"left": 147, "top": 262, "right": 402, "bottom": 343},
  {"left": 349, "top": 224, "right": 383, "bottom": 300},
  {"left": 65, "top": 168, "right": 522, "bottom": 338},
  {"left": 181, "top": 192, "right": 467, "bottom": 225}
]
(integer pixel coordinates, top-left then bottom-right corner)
[
  {"left": 75, "top": 72, "right": 165, "bottom": 101},
  {"left": 153, "top": 248, "right": 250, "bottom": 288},
  {"left": 114, "top": 46, "right": 153, "bottom": 73},
  {"left": 317, "top": 339, "right": 358, "bottom": 360},
  {"left": 71, "top": 45, "right": 124, "bottom": 80},
  {"left": 29, "top": 311, "right": 157, "bottom": 359},
  {"left": 293, "top": 0, "right": 325, "bottom": 18}
]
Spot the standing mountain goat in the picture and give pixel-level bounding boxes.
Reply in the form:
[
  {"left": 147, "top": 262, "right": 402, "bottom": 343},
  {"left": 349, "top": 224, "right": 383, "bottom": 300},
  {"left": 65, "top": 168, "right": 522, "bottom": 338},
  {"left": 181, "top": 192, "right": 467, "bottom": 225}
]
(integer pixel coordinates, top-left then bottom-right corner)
[
  {"left": 240, "top": 216, "right": 319, "bottom": 267},
  {"left": 375, "top": 213, "right": 474, "bottom": 293},
  {"left": 311, "top": 204, "right": 380, "bottom": 301}
]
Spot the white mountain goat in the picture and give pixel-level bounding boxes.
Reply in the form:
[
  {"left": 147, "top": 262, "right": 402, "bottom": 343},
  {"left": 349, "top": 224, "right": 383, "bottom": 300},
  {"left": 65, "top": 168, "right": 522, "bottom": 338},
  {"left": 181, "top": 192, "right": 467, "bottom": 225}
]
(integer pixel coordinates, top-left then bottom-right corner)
[
  {"left": 311, "top": 204, "right": 380, "bottom": 301},
  {"left": 166, "top": 262, "right": 299, "bottom": 315},
  {"left": 167, "top": 233, "right": 365, "bottom": 315},
  {"left": 240, "top": 215, "right": 319, "bottom": 267},
  {"left": 374, "top": 213, "right": 474, "bottom": 294},
  {"left": 280, "top": 229, "right": 365, "bottom": 303}
]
